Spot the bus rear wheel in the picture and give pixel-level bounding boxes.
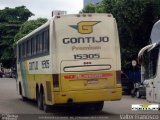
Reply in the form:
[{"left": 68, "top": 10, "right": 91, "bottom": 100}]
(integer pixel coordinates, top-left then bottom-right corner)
[
  {"left": 37, "top": 90, "right": 43, "bottom": 110},
  {"left": 93, "top": 101, "right": 104, "bottom": 112},
  {"left": 19, "top": 83, "right": 27, "bottom": 101}
]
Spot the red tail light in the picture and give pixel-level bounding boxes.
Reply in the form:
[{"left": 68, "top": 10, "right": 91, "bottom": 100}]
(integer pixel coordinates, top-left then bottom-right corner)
[
  {"left": 53, "top": 74, "right": 59, "bottom": 88},
  {"left": 116, "top": 71, "right": 121, "bottom": 84}
]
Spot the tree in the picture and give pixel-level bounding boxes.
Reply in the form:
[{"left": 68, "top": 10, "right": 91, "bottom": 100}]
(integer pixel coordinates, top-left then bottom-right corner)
[
  {"left": 82, "top": 0, "right": 160, "bottom": 70},
  {"left": 0, "top": 6, "right": 33, "bottom": 67},
  {"left": 14, "top": 18, "right": 48, "bottom": 42},
  {"left": 81, "top": 3, "right": 96, "bottom": 13}
]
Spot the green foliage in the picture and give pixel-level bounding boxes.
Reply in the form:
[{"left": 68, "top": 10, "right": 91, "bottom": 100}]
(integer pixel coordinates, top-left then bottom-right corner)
[
  {"left": 82, "top": 3, "right": 96, "bottom": 13},
  {"left": 82, "top": 0, "right": 160, "bottom": 70},
  {"left": 0, "top": 6, "right": 33, "bottom": 66},
  {"left": 14, "top": 18, "right": 48, "bottom": 42},
  {"left": 95, "top": 2, "right": 105, "bottom": 13}
]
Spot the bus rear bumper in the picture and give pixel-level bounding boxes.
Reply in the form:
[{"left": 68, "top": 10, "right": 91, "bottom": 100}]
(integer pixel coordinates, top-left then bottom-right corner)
[{"left": 52, "top": 88, "right": 122, "bottom": 104}]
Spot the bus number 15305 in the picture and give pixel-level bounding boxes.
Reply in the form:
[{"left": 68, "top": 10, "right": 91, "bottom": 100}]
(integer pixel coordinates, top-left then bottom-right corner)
[{"left": 74, "top": 54, "right": 100, "bottom": 60}]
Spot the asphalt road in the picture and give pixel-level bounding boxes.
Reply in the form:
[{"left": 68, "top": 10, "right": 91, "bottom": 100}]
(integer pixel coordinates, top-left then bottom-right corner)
[{"left": 0, "top": 78, "right": 159, "bottom": 117}]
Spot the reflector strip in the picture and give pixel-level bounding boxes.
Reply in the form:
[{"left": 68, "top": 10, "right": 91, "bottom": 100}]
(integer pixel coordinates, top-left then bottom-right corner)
[{"left": 63, "top": 73, "right": 113, "bottom": 80}]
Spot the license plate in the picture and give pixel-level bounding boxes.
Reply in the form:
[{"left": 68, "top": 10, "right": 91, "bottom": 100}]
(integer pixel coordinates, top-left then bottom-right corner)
[{"left": 87, "top": 80, "right": 99, "bottom": 84}]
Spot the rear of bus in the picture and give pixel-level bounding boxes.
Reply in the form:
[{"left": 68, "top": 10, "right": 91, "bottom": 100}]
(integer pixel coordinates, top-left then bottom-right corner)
[{"left": 53, "top": 14, "right": 122, "bottom": 109}]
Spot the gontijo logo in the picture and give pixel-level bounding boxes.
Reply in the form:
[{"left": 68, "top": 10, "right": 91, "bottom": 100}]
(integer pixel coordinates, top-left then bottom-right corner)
[
  {"left": 132, "top": 104, "right": 159, "bottom": 111},
  {"left": 70, "top": 21, "right": 101, "bottom": 34}
]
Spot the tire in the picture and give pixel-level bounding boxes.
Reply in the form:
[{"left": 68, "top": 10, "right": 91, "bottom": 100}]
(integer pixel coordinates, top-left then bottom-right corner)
[
  {"left": 37, "top": 90, "right": 43, "bottom": 110},
  {"left": 131, "top": 89, "right": 136, "bottom": 97},
  {"left": 22, "top": 96, "right": 27, "bottom": 101},
  {"left": 93, "top": 101, "right": 104, "bottom": 112},
  {"left": 125, "top": 89, "right": 131, "bottom": 95},
  {"left": 136, "top": 90, "right": 141, "bottom": 98},
  {"left": 19, "top": 83, "right": 27, "bottom": 101}
]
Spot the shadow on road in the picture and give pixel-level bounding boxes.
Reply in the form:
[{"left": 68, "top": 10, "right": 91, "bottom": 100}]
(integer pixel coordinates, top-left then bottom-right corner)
[
  {"left": 49, "top": 106, "right": 112, "bottom": 116},
  {"left": 19, "top": 98, "right": 113, "bottom": 116}
]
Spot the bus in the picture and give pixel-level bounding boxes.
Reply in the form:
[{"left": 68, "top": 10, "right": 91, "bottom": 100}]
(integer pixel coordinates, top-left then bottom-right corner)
[
  {"left": 138, "top": 20, "right": 160, "bottom": 103},
  {"left": 16, "top": 13, "right": 122, "bottom": 112}
]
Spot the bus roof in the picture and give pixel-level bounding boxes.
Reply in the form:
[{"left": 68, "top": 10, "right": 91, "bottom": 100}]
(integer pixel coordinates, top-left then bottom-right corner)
[
  {"left": 16, "top": 18, "right": 52, "bottom": 44},
  {"left": 16, "top": 13, "right": 113, "bottom": 44}
]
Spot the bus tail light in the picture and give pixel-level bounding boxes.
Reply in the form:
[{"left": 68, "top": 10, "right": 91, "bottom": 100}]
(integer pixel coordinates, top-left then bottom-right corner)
[
  {"left": 116, "top": 71, "right": 121, "bottom": 84},
  {"left": 53, "top": 74, "right": 59, "bottom": 88}
]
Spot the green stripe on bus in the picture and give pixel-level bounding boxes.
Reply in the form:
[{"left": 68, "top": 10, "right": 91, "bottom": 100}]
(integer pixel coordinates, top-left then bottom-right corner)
[{"left": 20, "top": 62, "right": 28, "bottom": 97}]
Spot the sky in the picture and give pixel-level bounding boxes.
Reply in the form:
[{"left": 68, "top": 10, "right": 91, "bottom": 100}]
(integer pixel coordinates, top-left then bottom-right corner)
[{"left": 0, "top": 0, "right": 83, "bottom": 19}]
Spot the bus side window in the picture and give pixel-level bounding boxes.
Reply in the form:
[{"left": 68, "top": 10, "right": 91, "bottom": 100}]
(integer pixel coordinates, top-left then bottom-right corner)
[
  {"left": 45, "top": 29, "right": 49, "bottom": 53},
  {"left": 28, "top": 39, "right": 31, "bottom": 57},
  {"left": 42, "top": 29, "right": 49, "bottom": 54},
  {"left": 37, "top": 34, "right": 42, "bottom": 54},
  {"left": 25, "top": 41, "right": 27, "bottom": 58},
  {"left": 18, "top": 44, "right": 21, "bottom": 61},
  {"left": 39, "top": 34, "right": 43, "bottom": 53},
  {"left": 42, "top": 31, "right": 45, "bottom": 53},
  {"left": 26, "top": 39, "right": 32, "bottom": 57},
  {"left": 22, "top": 42, "right": 25, "bottom": 59},
  {"left": 33, "top": 37, "right": 36, "bottom": 55},
  {"left": 31, "top": 38, "right": 34, "bottom": 56},
  {"left": 36, "top": 35, "right": 39, "bottom": 54}
]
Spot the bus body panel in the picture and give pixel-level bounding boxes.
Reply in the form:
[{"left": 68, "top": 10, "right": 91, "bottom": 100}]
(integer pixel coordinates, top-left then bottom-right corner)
[
  {"left": 16, "top": 14, "right": 122, "bottom": 106},
  {"left": 142, "top": 20, "right": 160, "bottom": 103},
  {"left": 53, "top": 14, "right": 122, "bottom": 104},
  {"left": 53, "top": 88, "right": 122, "bottom": 104},
  {"left": 139, "top": 37, "right": 160, "bottom": 103},
  {"left": 54, "top": 15, "right": 117, "bottom": 71},
  {"left": 146, "top": 79, "right": 154, "bottom": 102},
  {"left": 145, "top": 49, "right": 160, "bottom": 103},
  {"left": 154, "top": 63, "right": 160, "bottom": 102},
  {"left": 17, "top": 55, "right": 54, "bottom": 100},
  {"left": 60, "top": 59, "right": 115, "bottom": 91}
]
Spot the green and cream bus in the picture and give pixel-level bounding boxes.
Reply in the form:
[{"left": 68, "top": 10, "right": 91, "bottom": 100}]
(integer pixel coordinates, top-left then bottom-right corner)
[{"left": 16, "top": 13, "right": 122, "bottom": 112}]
